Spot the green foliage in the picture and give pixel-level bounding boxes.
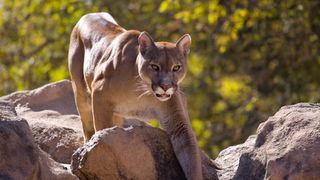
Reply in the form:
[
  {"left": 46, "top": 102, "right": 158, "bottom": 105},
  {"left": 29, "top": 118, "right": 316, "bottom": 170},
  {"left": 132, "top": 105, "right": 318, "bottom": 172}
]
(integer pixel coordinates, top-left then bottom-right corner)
[
  {"left": 147, "top": 120, "right": 160, "bottom": 128},
  {"left": 0, "top": 0, "right": 88, "bottom": 93},
  {"left": 1, "top": 0, "right": 319, "bottom": 157}
]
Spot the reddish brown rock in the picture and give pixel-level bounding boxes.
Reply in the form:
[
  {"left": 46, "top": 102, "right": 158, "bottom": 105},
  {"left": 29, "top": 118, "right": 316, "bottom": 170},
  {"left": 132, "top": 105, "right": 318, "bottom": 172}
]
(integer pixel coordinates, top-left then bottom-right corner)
[
  {"left": 0, "top": 80, "right": 83, "bottom": 163},
  {"left": 0, "top": 80, "right": 219, "bottom": 179},
  {"left": 215, "top": 103, "right": 320, "bottom": 180},
  {"left": 0, "top": 101, "right": 77, "bottom": 180},
  {"left": 3, "top": 80, "right": 319, "bottom": 180},
  {"left": 71, "top": 125, "right": 219, "bottom": 180}
]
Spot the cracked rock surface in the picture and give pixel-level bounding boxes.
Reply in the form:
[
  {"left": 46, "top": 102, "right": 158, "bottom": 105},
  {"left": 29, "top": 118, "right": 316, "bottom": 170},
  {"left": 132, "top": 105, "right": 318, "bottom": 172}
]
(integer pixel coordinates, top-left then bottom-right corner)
[
  {"left": 215, "top": 103, "right": 320, "bottom": 180},
  {"left": 0, "top": 101, "right": 77, "bottom": 180},
  {"left": 2, "top": 80, "right": 319, "bottom": 180},
  {"left": 71, "top": 125, "right": 218, "bottom": 180}
]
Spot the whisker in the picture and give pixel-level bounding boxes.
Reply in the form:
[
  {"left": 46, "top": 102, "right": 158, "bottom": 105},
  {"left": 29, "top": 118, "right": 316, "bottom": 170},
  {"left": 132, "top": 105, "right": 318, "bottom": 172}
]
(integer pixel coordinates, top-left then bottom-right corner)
[
  {"left": 135, "top": 84, "right": 148, "bottom": 92},
  {"left": 135, "top": 83, "right": 146, "bottom": 88},
  {"left": 138, "top": 90, "right": 151, "bottom": 99},
  {"left": 135, "top": 79, "right": 150, "bottom": 93},
  {"left": 135, "top": 77, "right": 153, "bottom": 99},
  {"left": 177, "top": 88, "right": 185, "bottom": 96},
  {"left": 135, "top": 88, "right": 147, "bottom": 92},
  {"left": 135, "top": 75, "right": 141, "bottom": 79}
]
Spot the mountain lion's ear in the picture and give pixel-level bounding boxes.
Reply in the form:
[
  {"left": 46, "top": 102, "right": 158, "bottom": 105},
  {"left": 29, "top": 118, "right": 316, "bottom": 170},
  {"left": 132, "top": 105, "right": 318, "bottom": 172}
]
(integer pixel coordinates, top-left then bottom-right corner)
[
  {"left": 176, "top": 34, "right": 191, "bottom": 55},
  {"left": 138, "top": 31, "right": 156, "bottom": 55}
]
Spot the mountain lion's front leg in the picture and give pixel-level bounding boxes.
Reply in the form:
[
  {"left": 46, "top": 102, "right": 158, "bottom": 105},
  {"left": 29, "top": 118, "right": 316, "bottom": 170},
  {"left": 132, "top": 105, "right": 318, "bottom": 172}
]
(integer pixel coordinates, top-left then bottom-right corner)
[{"left": 160, "top": 94, "right": 203, "bottom": 180}]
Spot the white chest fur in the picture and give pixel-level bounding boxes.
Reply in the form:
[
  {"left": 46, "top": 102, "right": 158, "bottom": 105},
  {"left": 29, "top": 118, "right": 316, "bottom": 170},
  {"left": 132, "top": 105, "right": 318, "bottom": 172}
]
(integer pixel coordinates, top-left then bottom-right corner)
[{"left": 114, "top": 102, "right": 159, "bottom": 121}]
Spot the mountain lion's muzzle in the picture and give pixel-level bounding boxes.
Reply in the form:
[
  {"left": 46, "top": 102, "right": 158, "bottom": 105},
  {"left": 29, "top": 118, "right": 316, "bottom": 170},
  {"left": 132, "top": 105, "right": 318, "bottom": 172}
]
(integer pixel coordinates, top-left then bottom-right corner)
[{"left": 152, "top": 81, "right": 176, "bottom": 101}]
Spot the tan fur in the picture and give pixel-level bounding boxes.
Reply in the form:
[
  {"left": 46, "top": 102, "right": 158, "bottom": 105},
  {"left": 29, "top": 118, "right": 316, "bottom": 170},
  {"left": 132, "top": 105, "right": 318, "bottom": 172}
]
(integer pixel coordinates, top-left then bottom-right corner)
[{"left": 68, "top": 12, "right": 203, "bottom": 180}]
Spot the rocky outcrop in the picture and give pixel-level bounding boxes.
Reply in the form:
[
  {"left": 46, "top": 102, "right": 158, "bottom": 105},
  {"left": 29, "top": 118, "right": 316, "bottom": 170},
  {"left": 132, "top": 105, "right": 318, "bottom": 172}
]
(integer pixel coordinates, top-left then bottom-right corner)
[
  {"left": 71, "top": 125, "right": 218, "bottom": 180},
  {"left": 0, "top": 80, "right": 83, "bottom": 164},
  {"left": 1, "top": 80, "right": 319, "bottom": 180},
  {"left": 0, "top": 101, "right": 77, "bottom": 180},
  {"left": 71, "top": 126, "right": 185, "bottom": 180},
  {"left": 32, "top": 125, "right": 82, "bottom": 164},
  {"left": 215, "top": 103, "right": 320, "bottom": 180},
  {"left": 1, "top": 80, "right": 219, "bottom": 179}
]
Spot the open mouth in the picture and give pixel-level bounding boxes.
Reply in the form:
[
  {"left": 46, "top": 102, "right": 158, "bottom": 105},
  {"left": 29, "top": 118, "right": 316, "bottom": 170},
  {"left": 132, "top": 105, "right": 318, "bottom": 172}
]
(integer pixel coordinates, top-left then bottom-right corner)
[
  {"left": 155, "top": 93, "right": 171, "bottom": 98},
  {"left": 153, "top": 86, "right": 174, "bottom": 101},
  {"left": 155, "top": 93, "right": 171, "bottom": 101}
]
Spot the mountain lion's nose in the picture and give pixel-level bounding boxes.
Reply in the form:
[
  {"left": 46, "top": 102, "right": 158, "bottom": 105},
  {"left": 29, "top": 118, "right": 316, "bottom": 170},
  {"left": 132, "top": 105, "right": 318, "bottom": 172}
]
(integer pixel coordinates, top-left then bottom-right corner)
[{"left": 159, "top": 83, "right": 171, "bottom": 91}]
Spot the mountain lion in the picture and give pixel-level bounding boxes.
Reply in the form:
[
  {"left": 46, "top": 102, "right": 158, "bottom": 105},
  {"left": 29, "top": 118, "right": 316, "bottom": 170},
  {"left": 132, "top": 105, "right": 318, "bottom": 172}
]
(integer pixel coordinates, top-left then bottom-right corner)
[{"left": 68, "top": 12, "right": 203, "bottom": 180}]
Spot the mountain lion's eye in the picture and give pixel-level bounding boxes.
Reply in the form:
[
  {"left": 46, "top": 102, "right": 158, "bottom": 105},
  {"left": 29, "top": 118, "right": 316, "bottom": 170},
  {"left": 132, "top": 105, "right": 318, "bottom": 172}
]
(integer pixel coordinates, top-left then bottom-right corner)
[
  {"left": 151, "top": 64, "right": 160, "bottom": 71},
  {"left": 172, "top": 65, "right": 181, "bottom": 72}
]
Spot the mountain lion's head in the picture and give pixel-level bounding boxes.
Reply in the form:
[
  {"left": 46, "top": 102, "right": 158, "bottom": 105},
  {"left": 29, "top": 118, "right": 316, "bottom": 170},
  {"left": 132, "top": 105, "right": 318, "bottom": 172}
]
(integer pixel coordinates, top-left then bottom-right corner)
[{"left": 136, "top": 32, "right": 191, "bottom": 101}]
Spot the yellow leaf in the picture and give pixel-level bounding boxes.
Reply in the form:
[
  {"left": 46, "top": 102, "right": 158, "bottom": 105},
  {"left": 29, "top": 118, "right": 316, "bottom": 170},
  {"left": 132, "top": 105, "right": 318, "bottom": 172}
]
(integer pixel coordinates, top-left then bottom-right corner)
[{"left": 159, "top": 1, "right": 169, "bottom": 13}]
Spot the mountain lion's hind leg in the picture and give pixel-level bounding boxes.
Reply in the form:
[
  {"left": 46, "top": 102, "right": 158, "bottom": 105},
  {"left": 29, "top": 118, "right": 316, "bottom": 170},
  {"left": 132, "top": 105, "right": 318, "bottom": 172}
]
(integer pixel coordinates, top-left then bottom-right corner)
[
  {"left": 71, "top": 82, "right": 95, "bottom": 142},
  {"left": 68, "top": 27, "right": 95, "bottom": 142},
  {"left": 91, "top": 83, "right": 114, "bottom": 131}
]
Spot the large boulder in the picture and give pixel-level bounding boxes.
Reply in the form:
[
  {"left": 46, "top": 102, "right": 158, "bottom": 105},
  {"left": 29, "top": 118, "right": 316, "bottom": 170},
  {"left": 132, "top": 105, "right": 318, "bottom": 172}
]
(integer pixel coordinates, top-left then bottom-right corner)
[
  {"left": 4, "top": 80, "right": 319, "bottom": 180},
  {"left": 0, "top": 80, "right": 83, "bottom": 163},
  {"left": 71, "top": 125, "right": 218, "bottom": 180},
  {"left": 0, "top": 80, "right": 219, "bottom": 179},
  {"left": 0, "top": 101, "right": 77, "bottom": 180},
  {"left": 215, "top": 103, "right": 320, "bottom": 180}
]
